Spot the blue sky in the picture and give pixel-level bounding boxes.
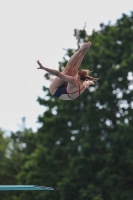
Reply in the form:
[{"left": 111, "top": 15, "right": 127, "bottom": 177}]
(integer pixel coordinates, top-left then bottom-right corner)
[{"left": 0, "top": 0, "right": 132, "bottom": 133}]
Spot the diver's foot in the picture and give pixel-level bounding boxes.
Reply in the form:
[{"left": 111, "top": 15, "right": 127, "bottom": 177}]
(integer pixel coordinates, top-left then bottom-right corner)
[
  {"left": 80, "top": 41, "right": 91, "bottom": 50},
  {"left": 87, "top": 41, "right": 91, "bottom": 47}
]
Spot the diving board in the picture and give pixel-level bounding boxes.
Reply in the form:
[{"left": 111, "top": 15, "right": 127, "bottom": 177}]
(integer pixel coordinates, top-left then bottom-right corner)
[{"left": 0, "top": 185, "right": 54, "bottom": 191}]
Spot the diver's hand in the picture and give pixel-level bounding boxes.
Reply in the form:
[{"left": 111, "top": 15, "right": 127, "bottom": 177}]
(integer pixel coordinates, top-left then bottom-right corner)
[{"left": 37, "top": 60, "right": 45, "bottom": 70}]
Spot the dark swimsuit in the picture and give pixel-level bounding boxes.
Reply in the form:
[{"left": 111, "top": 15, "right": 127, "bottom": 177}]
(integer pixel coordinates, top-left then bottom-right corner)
[{"left": 53, "top": 82, "right": 84, "bottom": 99}]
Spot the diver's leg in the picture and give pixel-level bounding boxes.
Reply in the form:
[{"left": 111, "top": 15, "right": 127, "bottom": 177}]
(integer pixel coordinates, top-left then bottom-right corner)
[{"left": 63, "top": 41, "right": 91, "bottom": 76}]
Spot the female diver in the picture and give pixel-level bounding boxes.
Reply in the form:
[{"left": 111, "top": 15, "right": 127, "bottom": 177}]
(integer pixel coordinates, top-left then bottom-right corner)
[{"left": 37, "top": 41, "right": 98, "bottom": 100}]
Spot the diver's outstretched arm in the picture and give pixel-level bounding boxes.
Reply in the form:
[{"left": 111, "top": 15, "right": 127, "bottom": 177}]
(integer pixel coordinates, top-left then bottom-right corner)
[
  {"left": 37, "top": 60, "right": 59, "bottom": 76},
  {"left": 37, "top": 60, "right": 77, "bottom": 85}
]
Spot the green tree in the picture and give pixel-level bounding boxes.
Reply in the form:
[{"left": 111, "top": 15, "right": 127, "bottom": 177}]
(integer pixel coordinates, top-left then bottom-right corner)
[
  {"left": 0, "top": 129, "right": 9, "bottom": 183},
  {"left": 15, "top": 12, "right": 133, "bottom": 200},
  {"left": 0, "top": 130, "right": 18, "bottom": 200},
  {"left": 0, "top": 126, "right": 37, "bottom": 200}
]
